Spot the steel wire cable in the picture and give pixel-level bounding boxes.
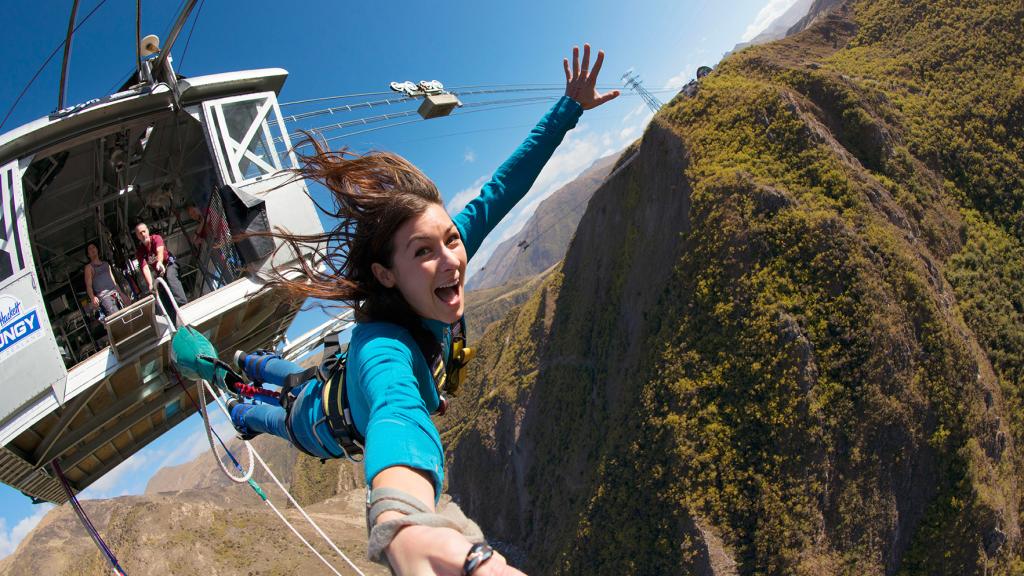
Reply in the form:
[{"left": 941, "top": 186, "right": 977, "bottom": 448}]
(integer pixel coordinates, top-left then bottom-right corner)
[
  {"left": 282, "top": 97, "right": 565, "bottom": 152},
  {"left": 294, "top": 98, "right": 565, "bottom": 149},
  {"left": 283, "top": 88, "right": 679, "bottom": 143},
  {"left": 280, "top": 89, "right": 682, "bottom": 153},
  {"left": 277, "top": 85, "right": 681, "bottom": 129},
  {"left": 278, "top": 94, "right": 560, "bottom": 143},
  {"left": 177, "top": 0, "right": 207, "bottom": 71},
  {"left": 0, "top": 0, "right": 111, "bottom": 131},
  {"left": 53, "top": 459, "right": 129, "bottom": 575},
  {"left": 279, "top": 82, "right": 616, "bottom": 107},
  {"left": 274, "top": 87, "right": 574, "bottom": 125}
]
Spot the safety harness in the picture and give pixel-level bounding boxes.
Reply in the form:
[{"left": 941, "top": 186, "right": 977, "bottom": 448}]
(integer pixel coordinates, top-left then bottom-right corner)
[{"left": 278, "top": 318, "right": 475, "bottom": 460}]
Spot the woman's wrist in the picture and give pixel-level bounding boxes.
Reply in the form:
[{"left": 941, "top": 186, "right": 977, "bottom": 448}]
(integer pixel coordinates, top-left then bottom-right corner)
[{"left": 386, "top": 524, "right": 472, "bottom": 573}]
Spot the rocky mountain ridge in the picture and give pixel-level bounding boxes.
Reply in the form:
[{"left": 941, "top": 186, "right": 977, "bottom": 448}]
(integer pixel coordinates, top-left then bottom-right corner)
[{"left": 442, "top": 0, "right": 1024, "bottom": 574}]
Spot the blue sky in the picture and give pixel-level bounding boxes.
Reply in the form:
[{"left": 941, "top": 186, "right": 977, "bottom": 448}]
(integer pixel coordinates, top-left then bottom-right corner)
[{"left": 0, "top": 0, "right": 801, "bottom": 559}]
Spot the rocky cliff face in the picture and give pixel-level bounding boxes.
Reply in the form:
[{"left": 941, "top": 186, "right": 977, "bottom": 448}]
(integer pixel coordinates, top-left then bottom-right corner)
[
  {"left": 464, "top": 263, "right": 559, "bottom": 343},
  {"left": 788, "top": 0, "right": 846, "bottom": 36},
  {"left": 443, "top": 1, "right": 1024, "bottom": 574}
]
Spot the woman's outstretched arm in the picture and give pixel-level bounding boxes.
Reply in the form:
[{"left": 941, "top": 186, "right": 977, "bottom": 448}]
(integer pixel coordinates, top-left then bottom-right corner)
[
  {"left": 376, "top": 44, "right": 617, "bottom": 575},
  {"left": 453, "top": 44, "right": 619, "bottom": 261}
]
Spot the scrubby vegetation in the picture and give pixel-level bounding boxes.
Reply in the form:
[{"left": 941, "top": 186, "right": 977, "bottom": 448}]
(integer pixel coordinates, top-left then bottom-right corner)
[{"left": 445, "top": 1, "right": 1023, "bottom": 574}]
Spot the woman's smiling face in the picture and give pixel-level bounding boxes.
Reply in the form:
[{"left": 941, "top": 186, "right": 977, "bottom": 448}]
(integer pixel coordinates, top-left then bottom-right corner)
[{"left": 372, "top": 203, "right": 467, "bottom": 324}]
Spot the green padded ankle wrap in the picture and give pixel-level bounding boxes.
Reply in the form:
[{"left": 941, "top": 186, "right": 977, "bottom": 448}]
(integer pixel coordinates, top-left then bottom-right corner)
[{"left": 171, "top": 326, "right": 220, "bottom": 381}]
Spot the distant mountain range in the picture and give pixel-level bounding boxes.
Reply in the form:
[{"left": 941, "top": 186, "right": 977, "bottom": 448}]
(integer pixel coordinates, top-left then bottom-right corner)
[
  {"left": 467, "top": 151, "right": 622, "bottom": 292},
  {"left": 0, "top": 435, "right": 385, "bottom": 576},
  {"left": 734, "top": 0, "right": 817, "bottom": 50}
]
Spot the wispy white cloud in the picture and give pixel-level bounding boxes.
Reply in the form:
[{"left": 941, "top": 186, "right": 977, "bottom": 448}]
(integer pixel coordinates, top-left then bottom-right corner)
[
  {"left": 741, "top": 0, "right": 800, "bottom": 41},
  {"left": 0, "top": 504, "right": 53, "bottom": 559},
  {"left": 446, "top": 175, "right": 488, "bottom": 215},
  {"left": 622, "top": 103, "right": 648, "bottom": 126},
  {"left": 619, "top": 125, "right": 640, "bottom": 143},
  {"left": 81, "top": 449, "right": 154, "bottom": 500},
  {"left": 0, "top": 417, "right": 232, "bottom": 559},
  {"left": 662, "top": 66, "right": 696, "bottom": 91},
  {"left": 79, "top": 414, "right": 234, "bottom": 501},
  {"left": 154, "top": 428, "right": 217, "bottom": 471},
  {"left": 463, "top": 149, "right": 476, "bottom": 164}
]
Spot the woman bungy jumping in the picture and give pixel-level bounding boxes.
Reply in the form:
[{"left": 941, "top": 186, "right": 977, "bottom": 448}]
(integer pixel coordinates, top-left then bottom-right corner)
[{"left": 176, "top": 44, "right": 618, "bottom": 575}]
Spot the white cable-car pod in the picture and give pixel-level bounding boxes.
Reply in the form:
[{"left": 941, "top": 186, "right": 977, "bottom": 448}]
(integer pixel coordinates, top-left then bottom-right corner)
[{"left": 0, "top": 63, "right": 324, "bottom": 503}]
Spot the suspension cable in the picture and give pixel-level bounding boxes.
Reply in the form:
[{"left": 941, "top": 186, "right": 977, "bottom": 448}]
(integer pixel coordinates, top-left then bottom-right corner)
[
  {"left": 52, "top": 459, "right": 129, "bottom": 575},
  {"left": 278, "top": 95, "right": 559, "bottom": 144},
  {"left": 279, "top": 82, "right": 605, "bottom": 107},
  {"left": 283, "top": 98, "right": 559, "bottom": 152},
  {"left": 277, "top": 84, "right": 679, "bottom": 130},
  {"left": 275, "top": 86, "right": 569, "bottom": 125},
  {"left": 310, "top": 98, "right": 563, "bottom": 147},
  {"left": 0, "top": 0, "right": 111, "bottom": 131},
  {"left": 281, "top": 87, "right": 684, "bottom": 152},
  {"left": 178, "top": 0, "right": 207, "bottom": 71},
  {"left": 278, "top": 95, "right": 414, "bottom": 124}
]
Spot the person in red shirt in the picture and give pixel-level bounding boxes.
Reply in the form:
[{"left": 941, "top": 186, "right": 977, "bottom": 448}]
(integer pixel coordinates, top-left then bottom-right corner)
[{"left": 134, "top": 222, "right": 187, "bottom": 315}]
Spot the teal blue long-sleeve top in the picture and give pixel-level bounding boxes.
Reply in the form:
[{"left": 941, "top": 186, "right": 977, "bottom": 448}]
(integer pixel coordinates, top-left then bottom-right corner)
[{"left": 346, "top": 96, "right": 583, "bottom": 500}]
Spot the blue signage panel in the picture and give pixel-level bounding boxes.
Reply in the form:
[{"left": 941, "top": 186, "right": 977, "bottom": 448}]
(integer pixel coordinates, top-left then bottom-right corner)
[{"left": 0, "top": 295, "right": 42, "bottom": 362}]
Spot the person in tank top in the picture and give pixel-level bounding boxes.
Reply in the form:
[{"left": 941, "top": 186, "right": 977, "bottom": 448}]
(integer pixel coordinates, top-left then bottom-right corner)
[{"left": 84, "top": 242, "right": 128, "bottom": 319}]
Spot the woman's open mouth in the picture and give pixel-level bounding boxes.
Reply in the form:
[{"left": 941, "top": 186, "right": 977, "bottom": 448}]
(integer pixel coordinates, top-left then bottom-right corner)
[{"left": 434, "top": 277, "right": 461, "bottom": 305}]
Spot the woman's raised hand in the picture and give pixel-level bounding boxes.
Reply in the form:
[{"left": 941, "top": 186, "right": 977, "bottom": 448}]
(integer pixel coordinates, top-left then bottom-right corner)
[{"left": 563, "top": 43, "right": 620, "bottom": 110}]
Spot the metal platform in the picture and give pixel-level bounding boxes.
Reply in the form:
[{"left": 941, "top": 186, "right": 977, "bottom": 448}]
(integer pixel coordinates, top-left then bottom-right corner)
[{"left": 0, "top": 277, "right": 301, "bottom": 503}]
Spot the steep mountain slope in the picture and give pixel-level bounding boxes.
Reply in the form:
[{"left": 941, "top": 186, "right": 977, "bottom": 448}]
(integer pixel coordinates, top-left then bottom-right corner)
[
  {"left": 0, "top": 489, "right": 384, "bottom": 576},
  {"left": 443, "top": 1, "right": 1024, "bottom": 574},
  {"left": 1, "top": 435, "right": 373, "bottom": 575},
  {"left": 789, "top": 0, "right": 846, "bottom": 35},
  {"left": 144, "top": 435, "right": 297, "bottom": 494},
  {"left": 464, "top": 263, "right": 559, "bottom": 343},
  {"left": 467, "top": 153, "right": 620, "bottom": 291}
]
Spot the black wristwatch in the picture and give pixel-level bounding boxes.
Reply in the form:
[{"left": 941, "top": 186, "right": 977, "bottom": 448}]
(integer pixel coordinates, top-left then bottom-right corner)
[{"left": 462, "top": 542, "right": 494, "bottom": 575}]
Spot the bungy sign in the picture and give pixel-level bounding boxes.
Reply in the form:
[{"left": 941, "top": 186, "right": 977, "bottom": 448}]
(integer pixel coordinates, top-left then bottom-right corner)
[{"left": 0, "top": 294, "right": 43, "bottom": 363}]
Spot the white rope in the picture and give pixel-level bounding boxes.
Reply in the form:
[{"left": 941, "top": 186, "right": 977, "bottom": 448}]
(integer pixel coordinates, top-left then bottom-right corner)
[
  {"left": 198, "top": 380, "right": 255, "bottom": 483},
  {"left": 260, "top": 496, "right": 346, "bottom": 576},
  {"left": 154, "top": 277, "right": 187, "bottom": 329},
  {"left": 247, "top": 440, "right": 367, "bottom": 576},
  {"left": 198, "top": 379, "right": 366, "bottom": 576}
]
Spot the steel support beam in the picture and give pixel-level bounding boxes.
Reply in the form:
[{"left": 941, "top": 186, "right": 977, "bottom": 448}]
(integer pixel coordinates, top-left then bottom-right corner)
[
  {"left": 31, "top": 378, "right": 110, "bottom": 467},
  {"left": 33, "top": 376, "right": 164, "bottom": 467},
  {"left": 58, "top": 400, "right": 192, "bottom": 493},
  {"left": 58, "top": 381, "right": 181, "bottom": 472}
]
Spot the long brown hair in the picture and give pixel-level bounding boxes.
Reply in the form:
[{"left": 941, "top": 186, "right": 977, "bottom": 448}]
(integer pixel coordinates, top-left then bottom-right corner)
[{"left": 264, "top": 137, "right": 443, "bottom": 325}]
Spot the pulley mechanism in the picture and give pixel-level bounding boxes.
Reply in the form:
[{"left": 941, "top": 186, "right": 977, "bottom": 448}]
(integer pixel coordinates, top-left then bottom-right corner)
[{"left": 389, "top": 79, "right": 462, "bottom": 119}]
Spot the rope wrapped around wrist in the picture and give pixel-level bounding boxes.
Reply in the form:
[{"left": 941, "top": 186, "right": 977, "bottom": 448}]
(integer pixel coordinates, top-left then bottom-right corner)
[{"left": 366, "top": 487, "right": 485, "bottom": 566}]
